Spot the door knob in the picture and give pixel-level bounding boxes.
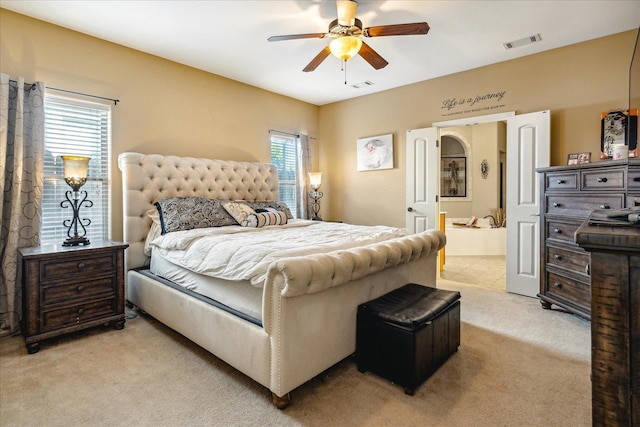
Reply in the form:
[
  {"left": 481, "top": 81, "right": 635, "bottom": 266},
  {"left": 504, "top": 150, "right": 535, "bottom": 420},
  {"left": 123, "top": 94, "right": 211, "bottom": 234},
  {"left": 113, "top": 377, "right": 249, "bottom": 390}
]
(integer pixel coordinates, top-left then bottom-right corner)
[{"left": 407, "top": 207, "right": 414, "bottom": 212}]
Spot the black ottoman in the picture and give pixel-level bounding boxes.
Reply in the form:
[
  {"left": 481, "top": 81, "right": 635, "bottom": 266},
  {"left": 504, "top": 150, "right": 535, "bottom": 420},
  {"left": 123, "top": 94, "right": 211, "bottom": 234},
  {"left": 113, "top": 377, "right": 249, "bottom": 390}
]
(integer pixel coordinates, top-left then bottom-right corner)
[{"left": 356, "top": 283, "right": 461, "bottom": 395}]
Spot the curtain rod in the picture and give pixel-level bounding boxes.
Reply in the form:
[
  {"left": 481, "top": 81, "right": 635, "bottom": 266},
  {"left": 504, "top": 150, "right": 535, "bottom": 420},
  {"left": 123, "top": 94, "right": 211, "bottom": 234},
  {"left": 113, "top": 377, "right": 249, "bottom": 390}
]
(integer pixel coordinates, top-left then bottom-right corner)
[
  {"left": 8, "top": 79, "right": 120, "bottom": 105},
  {"left": 269, "top": 129, "right": 299, "bottom": 138}
]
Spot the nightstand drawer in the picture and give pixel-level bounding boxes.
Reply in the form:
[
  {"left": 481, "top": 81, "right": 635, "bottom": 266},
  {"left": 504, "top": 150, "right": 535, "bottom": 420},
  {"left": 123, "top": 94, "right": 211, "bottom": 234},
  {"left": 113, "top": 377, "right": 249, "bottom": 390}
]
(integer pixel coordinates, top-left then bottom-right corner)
[
  {"left": 546, "top": 220, "right": 581, "bottom": 244},
  {"left": 546, "top": 272, "right": 590, "bottom": 309},
  {"left": 546, "top": 194, "right": 624, "bottom": 218},
  {"left": 40, "top": 253, "right": 116, "bottom": 282},
  {"left": 42, "top": 277, "right": 116, "bottom": 306},
  {"left": 40, "top": 298, "right": 117, "bottom": 332},
  {"left": 581, "top": 168, "right": 625, "bottom": 191},
  {"left": 546, "top": 245, "right": 590, "bottom": 276},
  {"left": 545, "top": 172, "right": 578, "bottom": 191}
]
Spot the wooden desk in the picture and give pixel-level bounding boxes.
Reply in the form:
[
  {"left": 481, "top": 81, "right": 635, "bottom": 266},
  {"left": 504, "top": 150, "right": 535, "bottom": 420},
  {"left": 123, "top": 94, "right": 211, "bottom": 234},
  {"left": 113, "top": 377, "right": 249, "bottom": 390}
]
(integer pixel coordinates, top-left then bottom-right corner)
[{"left": 575, "top": 218, "right": 639, "bottom": 426}]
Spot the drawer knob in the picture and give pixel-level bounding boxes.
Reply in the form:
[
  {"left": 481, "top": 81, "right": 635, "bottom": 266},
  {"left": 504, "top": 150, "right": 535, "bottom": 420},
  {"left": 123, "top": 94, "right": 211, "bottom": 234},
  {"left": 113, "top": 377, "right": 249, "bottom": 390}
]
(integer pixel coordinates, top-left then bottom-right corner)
[
  {"left": 599, "top": 205, "right": 610, "bottom": 209},
  {"left": 554, "top": 282, "right": 562, "bottom": 289},
  {"left": 586, "top": 264, "right": 590, "bottom": 275},
  {"left": 77, "top": 308, "right": 85, "bottom": 315},
  {"left": 556, "top": 179, "right": 565, "bottom": 184},
  {"left": 553, "top": 202, "right": 562, "bottom": 208},
  {"left": 77, "top": 285, "right": 85, "bottom": 292},
  {"left": 554, "top": 255, "right": 562, "bottom": 261},
  {"left": 553, "top": 228, "right": 562, "bottom": 234},
  {"left": 634, "top": 177, "right": 640, "bottom": 182},
  {"left": 78, "top": 262, "right": 86, "bottom": 269},
  {"left": 596, "top": 177, "right": 608, "bottom": 183}
]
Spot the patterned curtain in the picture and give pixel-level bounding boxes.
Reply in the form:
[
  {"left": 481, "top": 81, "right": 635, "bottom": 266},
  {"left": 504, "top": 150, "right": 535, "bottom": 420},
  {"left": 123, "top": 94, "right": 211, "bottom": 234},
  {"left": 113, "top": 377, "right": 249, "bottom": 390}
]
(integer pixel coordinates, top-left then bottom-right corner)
[
  {"left": 296, "top": 134, "right": 311, "bottom": 219},
  {"left": 0, "top": 74, "right": 45, "bottom": 336}
]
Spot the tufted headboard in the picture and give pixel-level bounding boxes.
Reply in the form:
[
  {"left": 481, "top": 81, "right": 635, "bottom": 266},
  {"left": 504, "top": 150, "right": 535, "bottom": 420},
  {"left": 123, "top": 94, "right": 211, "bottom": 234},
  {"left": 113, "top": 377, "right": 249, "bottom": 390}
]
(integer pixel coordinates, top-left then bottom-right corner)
[{"left": 118, "top": 152, "right": 279, "bottom": 271}]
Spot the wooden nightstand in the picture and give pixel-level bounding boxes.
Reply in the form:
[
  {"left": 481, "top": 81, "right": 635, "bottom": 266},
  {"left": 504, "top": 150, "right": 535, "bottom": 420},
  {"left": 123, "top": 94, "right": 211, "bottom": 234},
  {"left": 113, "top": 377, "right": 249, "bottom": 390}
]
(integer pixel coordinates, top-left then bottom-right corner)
[{"left": 19, "top": 240, "right": 129, "bottom": 354}]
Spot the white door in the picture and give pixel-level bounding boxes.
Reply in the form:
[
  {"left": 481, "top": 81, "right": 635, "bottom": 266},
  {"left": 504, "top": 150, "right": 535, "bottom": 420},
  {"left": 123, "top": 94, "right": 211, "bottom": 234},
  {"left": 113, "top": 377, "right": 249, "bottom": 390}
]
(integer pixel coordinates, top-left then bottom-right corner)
[
  {"left": 506, "top": 110, "right": 550, "bottom": 297},
  {"left": 406, "top": 128, "right": 439, "bottom": 232}
]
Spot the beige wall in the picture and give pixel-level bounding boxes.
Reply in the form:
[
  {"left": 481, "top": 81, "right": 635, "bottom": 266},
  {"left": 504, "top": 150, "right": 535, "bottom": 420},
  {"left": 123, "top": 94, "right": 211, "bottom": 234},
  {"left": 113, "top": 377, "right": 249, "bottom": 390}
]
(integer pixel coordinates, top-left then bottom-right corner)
[
  {"left": 319, "top": 30, "right": 636, "bottom": 227},
  {"left": 0, "top": 9, "right": 320, "bottom": 241},
  {"left": 2, "top": 8, "right": 637, "bottom": 235}
]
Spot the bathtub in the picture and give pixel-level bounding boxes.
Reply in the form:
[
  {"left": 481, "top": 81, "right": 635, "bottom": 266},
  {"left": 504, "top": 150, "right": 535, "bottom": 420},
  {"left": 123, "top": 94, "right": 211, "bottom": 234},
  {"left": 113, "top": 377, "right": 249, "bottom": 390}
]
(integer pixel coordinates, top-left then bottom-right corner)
[{"left": 444, "top": 217, "right": 506, "bottom": 256}]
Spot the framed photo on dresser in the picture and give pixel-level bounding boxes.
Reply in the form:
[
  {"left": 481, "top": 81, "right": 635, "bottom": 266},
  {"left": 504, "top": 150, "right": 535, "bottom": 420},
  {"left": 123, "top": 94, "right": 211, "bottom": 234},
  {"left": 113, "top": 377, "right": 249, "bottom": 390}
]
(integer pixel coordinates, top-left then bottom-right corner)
[{"left": 567, "top": 152, "right": 591, "bottom": 165}]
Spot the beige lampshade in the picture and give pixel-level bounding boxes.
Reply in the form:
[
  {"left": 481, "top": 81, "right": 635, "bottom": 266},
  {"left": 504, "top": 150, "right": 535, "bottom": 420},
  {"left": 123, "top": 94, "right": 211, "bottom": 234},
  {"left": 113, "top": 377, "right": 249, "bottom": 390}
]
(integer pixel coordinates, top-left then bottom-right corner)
[
  {"left": 329, "top": 36, "right": 362, "bottom": 61},
  {"left": 62, "top": 155, "right": 90, "bottom": 179},
  {"left": 61, "top": 155, "right": 90, "bottom": 191},
  {"left": 308, "top": 172, "right": 322, "bottom": 190}
]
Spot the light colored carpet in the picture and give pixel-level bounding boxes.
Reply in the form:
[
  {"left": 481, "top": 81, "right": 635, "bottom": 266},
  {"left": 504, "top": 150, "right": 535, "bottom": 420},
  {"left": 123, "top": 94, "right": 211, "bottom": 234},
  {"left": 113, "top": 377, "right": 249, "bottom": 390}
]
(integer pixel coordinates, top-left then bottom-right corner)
[{"left": 0, "top": 280, "right": 591, "bottom": 427}]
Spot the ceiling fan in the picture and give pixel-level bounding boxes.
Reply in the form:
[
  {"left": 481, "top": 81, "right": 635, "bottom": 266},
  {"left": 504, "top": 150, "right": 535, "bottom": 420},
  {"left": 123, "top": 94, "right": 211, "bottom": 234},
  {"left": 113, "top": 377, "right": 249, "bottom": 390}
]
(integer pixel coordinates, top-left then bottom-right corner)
[{"left": 268, "top": 0, "right": 430, "bottom": 73}]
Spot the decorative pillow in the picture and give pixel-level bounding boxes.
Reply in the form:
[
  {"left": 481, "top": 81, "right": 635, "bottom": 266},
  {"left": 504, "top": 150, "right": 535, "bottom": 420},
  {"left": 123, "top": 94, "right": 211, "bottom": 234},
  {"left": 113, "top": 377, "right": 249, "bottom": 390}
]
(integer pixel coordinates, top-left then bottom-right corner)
[
  {"left": 144, "top": 208, "right": 162, "bottom": 255},
  {"left": 155, "top": 197, "right": 237, "bottom": 234},
  {"left": 222, "top": 201, "right": 257, "bottom": 227},
  {"left": 244, "top": 200, "right": 293, "bottom": 220},
  {"left": 275, "top": 202, "right": 294, "bottom": 220},
  {"left": 250, "top": 208, "right": 288, "bottom": 228},
  {"left": 245, "top": 200, "right": 276, "bottom": 211}
]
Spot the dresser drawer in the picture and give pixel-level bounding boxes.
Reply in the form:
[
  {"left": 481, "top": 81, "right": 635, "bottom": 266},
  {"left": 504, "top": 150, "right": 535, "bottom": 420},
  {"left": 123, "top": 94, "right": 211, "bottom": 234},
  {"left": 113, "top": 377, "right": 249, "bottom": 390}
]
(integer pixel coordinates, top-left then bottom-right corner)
[
  {"left": 546, "top": 220, "right": 582, "bottom": 244},
  {"left": 628, "top": 167, "right": 640, "bottom": 189},
  {"left": 628, "top": 194, "right": 640, "bottom": 207},
  {"left": 41, "top": 277, "right": 116, "bottom": 306},
  {"left": 546, "top": 194, "right": 624, "bottom": 218},
  {"left": 40, "top": 253, "right": 116, "bottom": 282},
  {"left": 546, "top": 245, "right": 590, "bottom": 276},
  {"left": 545, "top": 172, "right": 578, "bottom": 191},
  {"left": 40, "top": 298, "right": 117, "bottom": 332},
  {"left": 581, "top": 168, "right": 625, "bottom": 191},
  {"left": 546, "top": 272, "right": 590, "bottom": 309}
]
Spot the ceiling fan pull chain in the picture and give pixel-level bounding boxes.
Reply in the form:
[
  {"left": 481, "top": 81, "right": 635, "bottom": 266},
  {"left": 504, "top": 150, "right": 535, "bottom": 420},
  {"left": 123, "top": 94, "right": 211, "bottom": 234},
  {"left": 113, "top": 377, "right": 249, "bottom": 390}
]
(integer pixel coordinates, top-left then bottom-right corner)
[{"left": 343, "top": 59, "right": 348, "bottom": 85}]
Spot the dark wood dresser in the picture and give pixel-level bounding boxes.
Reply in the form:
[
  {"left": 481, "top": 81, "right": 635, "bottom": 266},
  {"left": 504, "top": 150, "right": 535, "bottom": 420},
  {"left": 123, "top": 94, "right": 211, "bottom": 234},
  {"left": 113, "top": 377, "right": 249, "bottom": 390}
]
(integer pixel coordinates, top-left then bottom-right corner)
[
  {"left": 536, "top": 159, "right": 640, "bottom": 319},
  {"left": 575, "top": 218, "right": 639, "bottom": 427},
  {"left": 19, "top": 240, "right": 128, "bottom": 354}
]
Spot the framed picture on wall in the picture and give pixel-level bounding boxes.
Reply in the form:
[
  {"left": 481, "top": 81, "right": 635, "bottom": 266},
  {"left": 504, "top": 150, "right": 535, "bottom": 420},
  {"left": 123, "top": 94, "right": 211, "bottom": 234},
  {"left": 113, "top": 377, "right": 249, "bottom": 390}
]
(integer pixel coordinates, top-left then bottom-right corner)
[
  {"left": 441, "top": 157, "right": 466, "bottom": 197},
  {"left": 356, "top": 134, "right": 394, "bottom": 171}
]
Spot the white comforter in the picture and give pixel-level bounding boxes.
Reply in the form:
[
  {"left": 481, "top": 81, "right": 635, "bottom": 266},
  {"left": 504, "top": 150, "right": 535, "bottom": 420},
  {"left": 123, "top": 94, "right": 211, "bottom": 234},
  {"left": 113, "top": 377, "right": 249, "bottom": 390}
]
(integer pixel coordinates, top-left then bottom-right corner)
[{"left": 150, "top": 220, "right": 409, "bottom": 285}]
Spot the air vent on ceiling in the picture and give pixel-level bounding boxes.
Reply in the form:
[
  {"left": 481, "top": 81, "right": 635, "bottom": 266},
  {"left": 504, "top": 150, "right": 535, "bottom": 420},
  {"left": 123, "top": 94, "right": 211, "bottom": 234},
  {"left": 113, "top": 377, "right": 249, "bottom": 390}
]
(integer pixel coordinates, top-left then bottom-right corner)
[
  {"left": 351, "top": 81, "right": 374, "bottom": 89},
  {"left": 503, "top": 33, "right": 542, "bottom": 50}
]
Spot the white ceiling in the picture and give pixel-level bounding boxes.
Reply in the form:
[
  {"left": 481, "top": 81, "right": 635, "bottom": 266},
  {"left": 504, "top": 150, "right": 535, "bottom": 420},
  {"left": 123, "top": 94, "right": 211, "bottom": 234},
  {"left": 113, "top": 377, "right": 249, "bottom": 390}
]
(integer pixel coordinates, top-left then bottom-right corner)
[{"left": 2, "top": 1, "right": 639, "bottom": 106}]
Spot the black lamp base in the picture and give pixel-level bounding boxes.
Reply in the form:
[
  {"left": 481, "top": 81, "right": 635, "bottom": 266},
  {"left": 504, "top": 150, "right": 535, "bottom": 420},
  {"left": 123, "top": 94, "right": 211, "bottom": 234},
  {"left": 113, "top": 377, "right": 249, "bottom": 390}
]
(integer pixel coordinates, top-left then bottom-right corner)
[{"left": 62, "top": 236, "right": 91, "bottom": 247}]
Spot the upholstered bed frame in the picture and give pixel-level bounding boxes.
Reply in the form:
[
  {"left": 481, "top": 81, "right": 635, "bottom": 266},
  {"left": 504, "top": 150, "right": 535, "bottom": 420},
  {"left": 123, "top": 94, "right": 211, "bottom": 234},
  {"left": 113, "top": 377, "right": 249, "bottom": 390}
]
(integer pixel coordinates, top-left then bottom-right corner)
[{"left": 118, "top": 152, "right": 445, "bottom": 408}]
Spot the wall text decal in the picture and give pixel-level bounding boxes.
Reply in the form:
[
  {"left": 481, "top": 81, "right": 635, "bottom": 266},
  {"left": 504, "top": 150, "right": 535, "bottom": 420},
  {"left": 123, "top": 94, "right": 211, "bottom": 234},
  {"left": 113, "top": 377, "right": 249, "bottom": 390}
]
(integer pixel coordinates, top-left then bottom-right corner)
[{"left": 441, "top": 91, "right": 507, "bottom": 117}]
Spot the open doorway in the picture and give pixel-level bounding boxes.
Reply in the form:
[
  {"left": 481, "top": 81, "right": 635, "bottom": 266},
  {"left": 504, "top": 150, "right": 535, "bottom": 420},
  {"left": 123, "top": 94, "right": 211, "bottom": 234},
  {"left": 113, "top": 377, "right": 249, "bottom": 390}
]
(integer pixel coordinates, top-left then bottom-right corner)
[{"left": 438, "top": 123, "right": 507, "bottom": 290}]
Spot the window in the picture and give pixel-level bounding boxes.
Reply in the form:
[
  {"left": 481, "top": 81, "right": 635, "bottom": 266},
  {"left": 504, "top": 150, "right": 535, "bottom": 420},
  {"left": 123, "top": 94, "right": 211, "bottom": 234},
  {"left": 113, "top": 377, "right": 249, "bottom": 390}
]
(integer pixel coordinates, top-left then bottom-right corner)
[
  {"left": 41, "top": 95, "right": 111, "bottom": 244},
  {"left": 270, "top": 132, "right": 298, "bottom": 217}
]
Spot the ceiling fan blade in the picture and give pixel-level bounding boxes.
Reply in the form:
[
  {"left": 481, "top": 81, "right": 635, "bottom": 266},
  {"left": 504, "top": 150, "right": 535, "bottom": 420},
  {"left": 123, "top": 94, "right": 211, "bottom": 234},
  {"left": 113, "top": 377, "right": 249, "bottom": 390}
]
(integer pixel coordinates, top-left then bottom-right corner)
[
  {"left": 303, "top": 46, "right": 332, "bottom": 72},
  {"left": 337, "top": 0, "right": 358, "bottom": 26},
  {"left": 268, "top": 33, "right": 327, "bottom": 42},
  {"left": 364, "top": 22, "right": 430, "bottom": 37},
  {"left": 359, "top": 41, "right": 389, "bottom": 70}
]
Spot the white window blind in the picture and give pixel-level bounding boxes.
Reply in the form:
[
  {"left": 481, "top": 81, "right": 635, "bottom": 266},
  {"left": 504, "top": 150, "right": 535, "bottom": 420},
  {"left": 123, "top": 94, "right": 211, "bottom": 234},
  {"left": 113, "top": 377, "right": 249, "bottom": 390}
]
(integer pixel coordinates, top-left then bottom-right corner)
[
  {"left": 41, "top": 95, "right": 111, "bottom": 244},
  {"left": 270, "top": 133, "right": 298, "bottom": 218}
]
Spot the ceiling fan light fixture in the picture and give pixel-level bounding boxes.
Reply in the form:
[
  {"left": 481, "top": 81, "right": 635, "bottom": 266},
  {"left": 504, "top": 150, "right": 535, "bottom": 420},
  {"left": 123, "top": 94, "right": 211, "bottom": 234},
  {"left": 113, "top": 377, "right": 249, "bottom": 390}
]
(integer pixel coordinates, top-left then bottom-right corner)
[{"left": 329, "top": 36, "right": 362, "bottom": 61}]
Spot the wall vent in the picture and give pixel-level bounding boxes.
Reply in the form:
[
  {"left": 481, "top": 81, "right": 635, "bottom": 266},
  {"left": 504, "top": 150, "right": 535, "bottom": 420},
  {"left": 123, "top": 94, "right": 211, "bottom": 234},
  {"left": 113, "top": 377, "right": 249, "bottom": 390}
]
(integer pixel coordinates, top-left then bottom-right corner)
[
  {"left": 351, "top": 81, "right": 374, "bottom": 89},
  {"left": 503, "top": 33, "right": 542, "bottom": 50}
]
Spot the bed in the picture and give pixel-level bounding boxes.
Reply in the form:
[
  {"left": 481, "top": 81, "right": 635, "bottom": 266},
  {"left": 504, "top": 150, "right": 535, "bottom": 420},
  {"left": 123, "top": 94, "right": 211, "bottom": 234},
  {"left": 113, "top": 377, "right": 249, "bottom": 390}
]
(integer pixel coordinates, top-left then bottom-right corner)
[{"left": 118, "top": 152, "right": 445, "bottom": 408}]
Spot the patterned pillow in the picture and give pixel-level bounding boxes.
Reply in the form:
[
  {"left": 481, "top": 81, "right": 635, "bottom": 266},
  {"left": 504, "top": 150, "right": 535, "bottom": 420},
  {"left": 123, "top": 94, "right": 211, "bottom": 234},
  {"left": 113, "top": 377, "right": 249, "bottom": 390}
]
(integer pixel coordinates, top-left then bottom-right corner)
[
  {"left": 249, "top": 208, "right": 288, "bottom": 228},
  {"left": 222, "top": 201, "right": 256, "bottom": 227},
  {"left": 245, "top": 200, "right": 293, "bottom": 220},
  {"left": 275, "top": 202, "right": 294, "bottom": 220},
  {"left": 155, "top": 197, "right": 237, "bottom": 234}
]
